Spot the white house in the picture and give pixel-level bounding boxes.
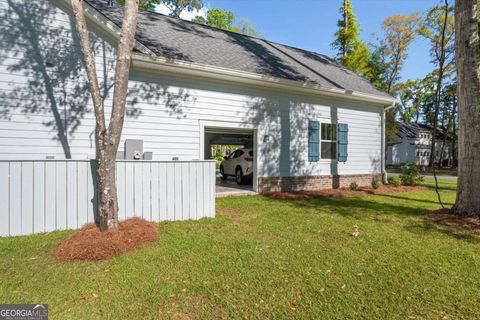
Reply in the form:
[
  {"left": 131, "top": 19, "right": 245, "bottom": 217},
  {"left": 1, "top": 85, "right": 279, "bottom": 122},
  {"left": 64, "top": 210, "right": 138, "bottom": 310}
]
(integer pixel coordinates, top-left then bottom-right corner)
[
  {"left": 386, "top": 122, "right": 453, "bottom": 167},
  {"left": 0, "top": 0, "right": 397, "bottom": 194}
]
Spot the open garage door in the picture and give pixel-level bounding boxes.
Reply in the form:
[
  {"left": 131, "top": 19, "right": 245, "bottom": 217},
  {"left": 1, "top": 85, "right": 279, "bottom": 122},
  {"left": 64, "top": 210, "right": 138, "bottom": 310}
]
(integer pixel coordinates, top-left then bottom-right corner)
[{"left": 204, "top": 126, "right": 257, "bottom": 196}]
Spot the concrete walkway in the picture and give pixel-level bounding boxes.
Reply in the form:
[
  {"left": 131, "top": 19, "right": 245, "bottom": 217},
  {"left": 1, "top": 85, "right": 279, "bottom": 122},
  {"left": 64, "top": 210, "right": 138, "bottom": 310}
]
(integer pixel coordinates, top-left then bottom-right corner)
[{"left": 216, "top": 176, "right": 257, "bottom": 197}]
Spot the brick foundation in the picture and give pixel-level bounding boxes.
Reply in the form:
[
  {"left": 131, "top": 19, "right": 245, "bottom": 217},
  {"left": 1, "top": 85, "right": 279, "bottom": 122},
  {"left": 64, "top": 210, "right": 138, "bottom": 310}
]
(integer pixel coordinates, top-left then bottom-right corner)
[{"left": 258, "top": 174, "right": 383, "bottom": 193}]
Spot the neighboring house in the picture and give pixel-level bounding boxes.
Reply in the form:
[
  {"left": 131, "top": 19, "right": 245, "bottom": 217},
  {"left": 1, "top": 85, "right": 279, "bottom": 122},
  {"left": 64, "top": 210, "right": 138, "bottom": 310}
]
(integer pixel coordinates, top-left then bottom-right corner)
[
  {"left": 387, "top": 122, "right": 453, "bottom": 167},
  {"left": 0, "top": 0, "right": 397, "bottom": 193}
]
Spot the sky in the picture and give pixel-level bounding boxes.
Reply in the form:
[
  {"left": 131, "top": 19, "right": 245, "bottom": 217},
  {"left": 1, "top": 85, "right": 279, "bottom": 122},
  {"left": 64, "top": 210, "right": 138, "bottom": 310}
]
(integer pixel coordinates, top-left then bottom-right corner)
[{"left": 156, "top": 0, "right": 442, "bottom": 82}]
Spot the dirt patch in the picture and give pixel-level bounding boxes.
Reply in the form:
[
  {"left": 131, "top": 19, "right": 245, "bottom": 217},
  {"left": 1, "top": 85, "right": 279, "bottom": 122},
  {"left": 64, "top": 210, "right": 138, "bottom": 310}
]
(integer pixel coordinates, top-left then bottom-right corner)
[
  {"left": 169, "top": 313, "right": 194, "bottom": 320},
  {"left": 261, "top": 185, "right": 426, "bottom": 200},
  {"left": 216, "top": 207, "right": 243, "bottom": 218},
  {"left": 54, "top": 218, "right": 159, "bottom": 262},
  {"left": 426, "top": 209, "right": 480, "bottom": 231}
]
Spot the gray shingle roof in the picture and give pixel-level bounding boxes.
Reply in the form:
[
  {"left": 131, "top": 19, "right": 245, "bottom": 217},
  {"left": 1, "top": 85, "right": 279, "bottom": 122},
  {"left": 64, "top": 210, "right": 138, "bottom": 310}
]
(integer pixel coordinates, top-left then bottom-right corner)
[
  {"left": 396, "top": 122, "right": 450, "bottom": 140},
  {"left": 86, "top": 0, "right": 393, "bottom": 99}
]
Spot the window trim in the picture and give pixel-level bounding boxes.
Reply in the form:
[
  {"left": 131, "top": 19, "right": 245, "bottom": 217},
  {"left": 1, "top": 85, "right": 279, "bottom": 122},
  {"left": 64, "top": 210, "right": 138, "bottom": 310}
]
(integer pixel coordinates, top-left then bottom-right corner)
[
  {"left": 320, "top": 121, "right": 338, "bottom": 162},
  {"left": 308, "top": 120, "right": 346, "bottom": 163}
]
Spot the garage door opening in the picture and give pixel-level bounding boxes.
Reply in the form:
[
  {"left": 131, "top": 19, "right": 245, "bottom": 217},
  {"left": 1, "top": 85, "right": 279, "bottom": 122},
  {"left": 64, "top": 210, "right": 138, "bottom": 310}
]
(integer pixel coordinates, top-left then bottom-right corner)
[{"left": 204, "top": 127, "right": 257, "bottom": 196}]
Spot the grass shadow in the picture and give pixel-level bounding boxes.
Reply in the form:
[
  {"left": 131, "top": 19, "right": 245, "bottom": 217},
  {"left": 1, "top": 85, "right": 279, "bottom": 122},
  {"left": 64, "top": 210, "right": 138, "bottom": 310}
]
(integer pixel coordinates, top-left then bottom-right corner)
[
  {"left": 258, "top": 186, "right": 480, "bottom": 244},
  {"left": 261, "top": 193, "right": 429, "bottom": 219},
  {"left": 374, "top": 193, "right": 455, "bottom": 206},
  {"left": 405, "top": 219, "right": 480, "bottom": 244}
]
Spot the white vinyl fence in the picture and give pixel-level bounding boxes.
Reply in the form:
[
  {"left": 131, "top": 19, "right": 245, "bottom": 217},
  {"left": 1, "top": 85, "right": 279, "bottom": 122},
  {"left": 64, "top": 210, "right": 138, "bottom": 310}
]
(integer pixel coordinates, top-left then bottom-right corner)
[{"left": 0, "top": 160, "right": 216, "bottom": 237}]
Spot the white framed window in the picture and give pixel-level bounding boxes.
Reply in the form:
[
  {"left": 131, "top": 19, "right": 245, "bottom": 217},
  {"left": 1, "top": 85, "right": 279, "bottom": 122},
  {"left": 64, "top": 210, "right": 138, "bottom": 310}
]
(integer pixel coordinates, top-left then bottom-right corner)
[{"left": 321, "top": 123, "right": 337, "bottom": 160}]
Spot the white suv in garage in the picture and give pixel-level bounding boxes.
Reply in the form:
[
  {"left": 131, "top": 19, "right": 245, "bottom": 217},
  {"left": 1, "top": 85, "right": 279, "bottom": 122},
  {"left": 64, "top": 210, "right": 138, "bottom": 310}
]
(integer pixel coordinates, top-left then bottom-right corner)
[{"left": 219, "top": 148, "right": 253, "bottom": 185}]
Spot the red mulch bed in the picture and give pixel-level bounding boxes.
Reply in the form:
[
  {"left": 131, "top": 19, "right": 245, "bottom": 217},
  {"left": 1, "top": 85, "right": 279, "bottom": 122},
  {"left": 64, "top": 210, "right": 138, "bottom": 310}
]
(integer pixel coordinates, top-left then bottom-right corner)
[
  {"left": 54, "top": 218, "right": 159, "bottom": 262},
  {"left": 426, "top": 208, "right": 480, "bottom": 231},
  {"left": 261, "top": 184, "right": 426, "bottom": 200}
]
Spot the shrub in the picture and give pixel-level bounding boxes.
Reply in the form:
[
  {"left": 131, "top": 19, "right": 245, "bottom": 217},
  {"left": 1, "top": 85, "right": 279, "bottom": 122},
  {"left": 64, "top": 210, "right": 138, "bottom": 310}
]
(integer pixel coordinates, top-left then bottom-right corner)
[
  {"left": 349, "top": 181, "right": 359, "bottom": 191},
  {"left": 371, "top": 177, "right": 380, "bottom": 189},
  {"left": 211, "top": 154, "right": 225, "bottom": 169},
  {"left": 211, "top": 154, "right": 225, "bottom": 162},
  {"left": 387, "top": 176, "right": 401, "bottom": 187},
  {"left": 400, "top": 162, "right": 424, "bottom": 186}
]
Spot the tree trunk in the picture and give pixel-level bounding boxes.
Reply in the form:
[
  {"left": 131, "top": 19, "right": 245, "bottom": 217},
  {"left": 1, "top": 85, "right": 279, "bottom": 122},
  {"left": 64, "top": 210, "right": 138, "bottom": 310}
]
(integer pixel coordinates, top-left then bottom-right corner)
[
  {"left": 452, "top": 0, "right": 480, "bottom": 216},
  {"left": 451, "top": 96, "right": 457, "bottom": 166},
  {"left": 97, "top": 147, "right": 119, "bottom": 229},
  {"left": 72, "top": 0, "right": 138, "bottom": 230}
]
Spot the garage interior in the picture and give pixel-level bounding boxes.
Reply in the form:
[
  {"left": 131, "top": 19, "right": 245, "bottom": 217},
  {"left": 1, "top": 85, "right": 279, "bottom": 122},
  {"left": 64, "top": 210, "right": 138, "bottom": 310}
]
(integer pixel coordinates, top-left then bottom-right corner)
[{"left": 204, "top": 127, "right": 256, "bottom": 196}]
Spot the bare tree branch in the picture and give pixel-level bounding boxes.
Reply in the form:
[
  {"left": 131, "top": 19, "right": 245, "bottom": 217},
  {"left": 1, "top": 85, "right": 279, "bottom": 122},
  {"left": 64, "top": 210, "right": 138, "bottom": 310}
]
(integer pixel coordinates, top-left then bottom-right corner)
[{"left": 71, "top": 0, "right": 106, "bottom": 144}]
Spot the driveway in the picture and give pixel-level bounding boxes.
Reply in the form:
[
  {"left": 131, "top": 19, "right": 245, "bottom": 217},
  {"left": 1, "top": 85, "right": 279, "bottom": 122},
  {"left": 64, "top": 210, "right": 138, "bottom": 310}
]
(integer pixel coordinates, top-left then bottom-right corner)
[{"left": 216, "top": 172, "right": 256, "bottom": 197}]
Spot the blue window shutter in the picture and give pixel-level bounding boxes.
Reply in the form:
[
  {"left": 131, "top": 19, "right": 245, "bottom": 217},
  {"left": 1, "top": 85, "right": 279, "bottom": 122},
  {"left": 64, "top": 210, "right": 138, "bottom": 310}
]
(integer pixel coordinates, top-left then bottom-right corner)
[
  {"left": 308, "top": 121, "right": 320, "bottom": 162},
  {"left": 338, "top": 123, "right": 348, "bottom": 162}
]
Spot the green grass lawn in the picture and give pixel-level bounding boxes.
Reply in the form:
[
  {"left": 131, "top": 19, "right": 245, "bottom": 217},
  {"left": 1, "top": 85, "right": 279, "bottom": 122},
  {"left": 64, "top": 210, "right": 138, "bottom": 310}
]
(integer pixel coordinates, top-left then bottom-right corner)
[
  {"left": 387, "top": 167, "right": 457, "bottom": 176},
  {"left": 1, "top": 179, "right": 479, "bottom": 319}
]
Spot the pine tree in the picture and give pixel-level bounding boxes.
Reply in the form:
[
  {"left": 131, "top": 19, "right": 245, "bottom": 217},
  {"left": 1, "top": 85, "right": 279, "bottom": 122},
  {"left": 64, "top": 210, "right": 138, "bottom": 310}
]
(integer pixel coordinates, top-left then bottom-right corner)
[{"left": 331, "top": 0, "right": 371, "bottom": 76}]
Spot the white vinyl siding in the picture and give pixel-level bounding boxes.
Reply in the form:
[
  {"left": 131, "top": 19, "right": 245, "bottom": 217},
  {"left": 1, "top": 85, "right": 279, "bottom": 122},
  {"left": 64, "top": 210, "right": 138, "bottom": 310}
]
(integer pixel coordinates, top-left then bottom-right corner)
[{"left": 0, "top": 0, "right": 385, "bottom": 178}]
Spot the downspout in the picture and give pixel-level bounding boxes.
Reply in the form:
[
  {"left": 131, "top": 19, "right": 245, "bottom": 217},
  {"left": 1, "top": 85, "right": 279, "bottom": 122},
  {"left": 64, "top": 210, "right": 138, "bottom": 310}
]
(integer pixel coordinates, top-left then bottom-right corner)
[{"left": 382, "top": 103, "right": 396, "bottom": 184}]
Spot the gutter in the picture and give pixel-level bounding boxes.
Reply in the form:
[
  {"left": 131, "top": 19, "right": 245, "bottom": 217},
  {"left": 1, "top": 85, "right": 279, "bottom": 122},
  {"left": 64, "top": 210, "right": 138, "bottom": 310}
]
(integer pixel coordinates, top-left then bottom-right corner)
[
  {"left": 381, "top": 102, "right": 397, "bottom": 183},
  {"left": 132, "top": 53, "right": 399, "bottom": 106}
]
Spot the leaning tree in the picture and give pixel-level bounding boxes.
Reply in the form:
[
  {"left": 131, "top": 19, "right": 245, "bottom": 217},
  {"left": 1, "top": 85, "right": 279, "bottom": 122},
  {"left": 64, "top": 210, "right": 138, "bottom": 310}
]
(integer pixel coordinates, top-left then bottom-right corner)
[
  {"left": 71, "top": 0, "right": 138, "bottom": 230},
  {"left": 452, "top": 0, "right": 480, "bottom": 217}
]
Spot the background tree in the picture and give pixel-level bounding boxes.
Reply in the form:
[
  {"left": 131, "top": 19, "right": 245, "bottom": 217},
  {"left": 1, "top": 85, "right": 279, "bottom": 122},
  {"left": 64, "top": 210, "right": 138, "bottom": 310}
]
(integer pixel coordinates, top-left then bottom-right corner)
[
  {"left": 193, "top": 8, "right": 260, "bottom": 36},
  {"left": 396, "top": 79, "right": 425, "bottom": 123},
  {"left": 71, "top": 0, "right": 139, "bottom": 231},
  {"left": 231, "top": 19, "right": 260, "bottom": 37},
  {"left": 418, "top": 72, "right": 439, "bottom": 125},
  {"left": 191, "top": 14, "right": 206, "bottom": 24},
  {"left": 452, "top": 0, "right": 480, "bottom": 217},
  {"left": 162, "top": 0, "right": 203, "bottom": 17},
  {"left": 418, "top": 1, "right": 455, "bottom": 168},
  {"left": 201, "top": 8, "right": 234, "bottom": 30},
  {"left": 366, "top": 46, "right": 388, "bottom": 91},
  {"left": 367, "top": 13, "right": 419, "bottom": 143},
  {"left": 368, "top": 14, "right": 419, "bottom": 93},
  {"left": 117, "top": 0, "right": 158, "bottom": 11},
  {"left": 438, "top": 81, "right": 457, "bottom": 165},
  {"left": 117, "top": 0, "right": 203, "bottom": 16},
  {"left": 331, "top": 0, "right": 371, "bottom": 76}
]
